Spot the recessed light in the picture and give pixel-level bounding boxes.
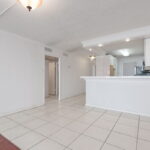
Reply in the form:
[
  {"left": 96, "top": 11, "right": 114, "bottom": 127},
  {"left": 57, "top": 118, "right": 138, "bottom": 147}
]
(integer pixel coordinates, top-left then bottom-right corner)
[
  {"left": 125, "top": 38, "right": 131, "bottom": 42},
  {"left": 89, "top": 48, "right": 92, "bottom": 51},
  {"left": 98, "top": 44, "right": 103, "bottom": 47}
]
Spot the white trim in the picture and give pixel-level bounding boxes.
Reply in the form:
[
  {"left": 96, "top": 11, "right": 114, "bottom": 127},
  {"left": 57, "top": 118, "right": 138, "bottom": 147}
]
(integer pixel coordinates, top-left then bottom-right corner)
[
  {"left": 86, "top": 104, "right": 150, "bottom": 117},
  {"left": 81, "top": 76, "right": 150, "bottom": 80},
  {"left": 0, "top": 102, "right": 44, "bottom": 118}
]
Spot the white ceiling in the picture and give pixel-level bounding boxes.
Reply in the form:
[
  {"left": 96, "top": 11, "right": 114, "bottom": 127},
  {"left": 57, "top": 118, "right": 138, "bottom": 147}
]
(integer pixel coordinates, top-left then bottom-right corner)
[
  {"left": 85, "top": 39, "right": 144, "bottom": 57},
  {"left": 101, "top": 39, "right": 144, "bottom": 57},
  {"left": 0, "top": 0, "right": 150, "bottom": 52}
]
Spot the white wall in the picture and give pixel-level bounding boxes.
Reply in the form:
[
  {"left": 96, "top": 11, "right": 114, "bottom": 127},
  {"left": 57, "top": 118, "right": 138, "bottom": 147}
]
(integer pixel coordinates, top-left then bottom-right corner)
[
  {"left": 45, "top": 50, "right": 92, "bottom": 100},
  {"left": 59, "top": 52, "right": 91, "bottom": 99},
  {"left": 0, "top": 30, "right": 45, "bottom": 117},
  {"left": 0, "top": 30, "right": 91, "bottom": 116},
  {"left": 117, "top": 55, "right": 144, "bottom": 76}
]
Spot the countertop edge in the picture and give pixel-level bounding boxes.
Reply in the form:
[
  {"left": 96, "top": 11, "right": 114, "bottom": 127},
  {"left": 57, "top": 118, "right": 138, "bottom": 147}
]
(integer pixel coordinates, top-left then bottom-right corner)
[{"left": 81, "top": 76, "right": 150, "bottom": 79}]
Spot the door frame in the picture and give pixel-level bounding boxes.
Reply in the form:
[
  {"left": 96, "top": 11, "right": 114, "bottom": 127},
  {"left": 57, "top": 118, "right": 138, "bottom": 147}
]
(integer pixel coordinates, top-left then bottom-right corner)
[{"left": 45, "top": 55, "right": 60, "bottom": 101}]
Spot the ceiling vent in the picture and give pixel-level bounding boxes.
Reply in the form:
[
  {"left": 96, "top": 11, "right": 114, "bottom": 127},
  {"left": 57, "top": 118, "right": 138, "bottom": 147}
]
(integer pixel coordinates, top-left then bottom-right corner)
[{"left": 45, "top": 47, "right": 53, "bottom": 52}]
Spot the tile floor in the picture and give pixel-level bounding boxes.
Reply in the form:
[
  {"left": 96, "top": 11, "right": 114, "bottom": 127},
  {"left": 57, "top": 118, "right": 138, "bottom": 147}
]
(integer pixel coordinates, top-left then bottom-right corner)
[{"left": 0, "top": 95, "right": 150, "bottom": 150}]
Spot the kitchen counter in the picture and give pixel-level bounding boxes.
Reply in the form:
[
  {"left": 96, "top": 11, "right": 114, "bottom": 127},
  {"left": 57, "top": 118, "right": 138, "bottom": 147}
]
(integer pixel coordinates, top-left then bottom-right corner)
[
  {"left": 81, "top": 76, "right": 150, "bottom": 116},
  {"left": 81, "top": 76, "right": 150, "bottom": 79}
]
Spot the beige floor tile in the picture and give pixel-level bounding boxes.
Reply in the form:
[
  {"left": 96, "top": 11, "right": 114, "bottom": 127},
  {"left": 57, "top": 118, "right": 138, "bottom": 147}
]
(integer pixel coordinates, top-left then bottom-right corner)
[
  {"left": 84, "top": 126, "right": 110, "bottom": 141},
  {"left": 107, "top": 132, "right": 136, "bottom": 150},
  {"left": 34, "top": 123, "right": 62, "bottom": 137},
  {"left": 77, "top": 115, "right": 98, "bottom": 124},
  {"left": 102, "top": 143, "right": 123, "bottom": 150},
  {"left": 93, "top": 119, "right": 115, "bottom": 130},
  {"left": 12, "top": 131, "right": 45, "bottom": 150},
  {"left": 100, "top": 114, "right": 118, "bottom": 122},
  {"left": 92, "top": 107, "right": 105, "bottom": 113},
  {"left": 63, "top": 112, "right": 83, "bottom": 120},
  {"left": 139, "top": 128, "right": 150, "bottom": 141},
  {"left": 118, "top": 118, "right": 138, "bottom": 127},
  {"left": 31, "top": 111, "right": 51, "bottom": 117},
  {"left": 137, "top": 139, "right": 150, "bottom": 150},
  {"left": 105, "top": 110, "right": 121, "bottom": 117},
  {"left": 69, "top": 135, "right": 103, "bottom": 150},
  {"left": 66, "top": 121, "right": 90, "bottom": 133},
  {"left": 114, "top": 123, "right": 138, "bottom": 137},
  {"left": 2, "top": 125, "right": 29, "bottom": 140},
  {"left": 23, "top": 118, "right": 47, "bottom": 129},
  {"left": 0, "top": 117, "right": 11, "bottom": 124},
  {"left": 51, "top": 128, "right": 79, "bottom": 146},
  {"left": 85, "top": 111, "right": 102, "bottom": 118},
  {"left": 29, "top": 139, "right": 65, "bottom": 150},
  {"left": 1, "top": 95, "right": 150, "bottom": 150},
  {"left": 140, "top": 116, "right": 150, "bottom": 122},
  {"left": 23, "top": 108, "right": 41, "bottom": 115},
  {"left": 53, "top": 117, "right": 73, "bottom": 127},
  {"left": 121, "top": 113, "right": 139, "bottom": 120},
  {"left": 7, "top": 113, "right": 35, "bottom": 123},
  {"left": 0, "top": 120, "right": 17, "bottom": 132},
  {"left": 38, "top": 114, "right": 59, "bottom": 122},
  {"left": 140, "top": 121, "right": 150, "bottom": 130}
]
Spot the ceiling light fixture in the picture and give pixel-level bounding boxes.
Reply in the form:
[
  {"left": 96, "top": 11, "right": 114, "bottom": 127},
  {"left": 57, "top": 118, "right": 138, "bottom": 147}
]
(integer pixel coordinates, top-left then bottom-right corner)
[
  {"left": 89, "top": 48, "right": 92, "bottom": 51},
  {"left": 18, "top": 0, "right": 43, "bottom": 11},
  {"left": 98, "top": 44, "right": 103, "bottom": 47},
  {"left": 125, "top": 38, "right": 131, "bottom": 42},
  {"left": 120, "top": 49, "right": 130, "bottom": 57},
  {"left": 89, "top": 55, "right": 96, "bottom": 61}
]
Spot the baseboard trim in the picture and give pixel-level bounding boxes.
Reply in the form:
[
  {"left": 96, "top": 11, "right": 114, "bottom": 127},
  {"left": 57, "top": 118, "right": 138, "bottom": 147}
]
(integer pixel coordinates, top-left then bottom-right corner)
[
  {"left": 60, "top": 93, "right": 85, "bottom": 101},
  {"left": 86, "top": 104, "right": 150, "bottom": 117},
  {"left": 0, "top": 102, "right": 45, "bottom": 118}
]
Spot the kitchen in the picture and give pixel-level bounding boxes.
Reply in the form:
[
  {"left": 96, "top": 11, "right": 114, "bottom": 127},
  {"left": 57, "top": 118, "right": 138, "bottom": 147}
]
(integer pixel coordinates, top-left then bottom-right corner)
[
  {"left": 82, "top": 37, "right": 150, "bottom": 116},
  {"left": 89, "top": 38, "right": 150, "bottom": 77}
]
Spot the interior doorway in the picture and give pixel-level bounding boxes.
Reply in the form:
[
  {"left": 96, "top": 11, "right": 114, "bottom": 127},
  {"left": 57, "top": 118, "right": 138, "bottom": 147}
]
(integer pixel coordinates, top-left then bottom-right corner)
[{"left": 45, "top": 55, "right": 59, "bottom": 101}]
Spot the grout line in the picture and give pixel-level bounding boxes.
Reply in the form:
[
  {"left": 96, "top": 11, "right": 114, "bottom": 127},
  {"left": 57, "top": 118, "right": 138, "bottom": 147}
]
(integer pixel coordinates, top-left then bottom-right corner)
[
  {"left": 99, "top": 112, "right": 122, "bottom": 150},
  {"left": 104, "top": 143, "right": 125, "bottom": 150},
  {"left": 27, "top": 138, "right": 46, "bottom": 150},
  {"left": 25, "top": 104, "right": 97, "bottom": 149},
  {"left": 64, "top": 110, "right": 107, "bottom": 149},
  {"left": 112, "top": 130, "right": 137, "bottom": 138},
  {"left": 1, "top": 97, "right": 150, "bottom": 150}
]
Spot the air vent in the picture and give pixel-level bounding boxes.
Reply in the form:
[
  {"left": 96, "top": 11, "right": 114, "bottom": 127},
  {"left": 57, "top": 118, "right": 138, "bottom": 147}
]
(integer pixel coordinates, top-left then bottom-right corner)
[{"left": 45, "top": 47, "right": 53, "bottom": 52}]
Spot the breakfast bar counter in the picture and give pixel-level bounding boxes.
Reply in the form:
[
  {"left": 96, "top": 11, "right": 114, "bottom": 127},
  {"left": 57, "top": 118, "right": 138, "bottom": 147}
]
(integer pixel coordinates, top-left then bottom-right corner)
[{"left": 81, "top": 76, "right": 150, "bottom": 116}]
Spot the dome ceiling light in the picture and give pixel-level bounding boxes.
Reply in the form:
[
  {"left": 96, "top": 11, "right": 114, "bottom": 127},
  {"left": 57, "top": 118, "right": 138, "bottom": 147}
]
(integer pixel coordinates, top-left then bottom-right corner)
[
  {"left": 18, "top": 0, "right": 43, "bottom": 11},
  {"left": 89, "top": 55, "right": 96, "bottom": 61}
]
